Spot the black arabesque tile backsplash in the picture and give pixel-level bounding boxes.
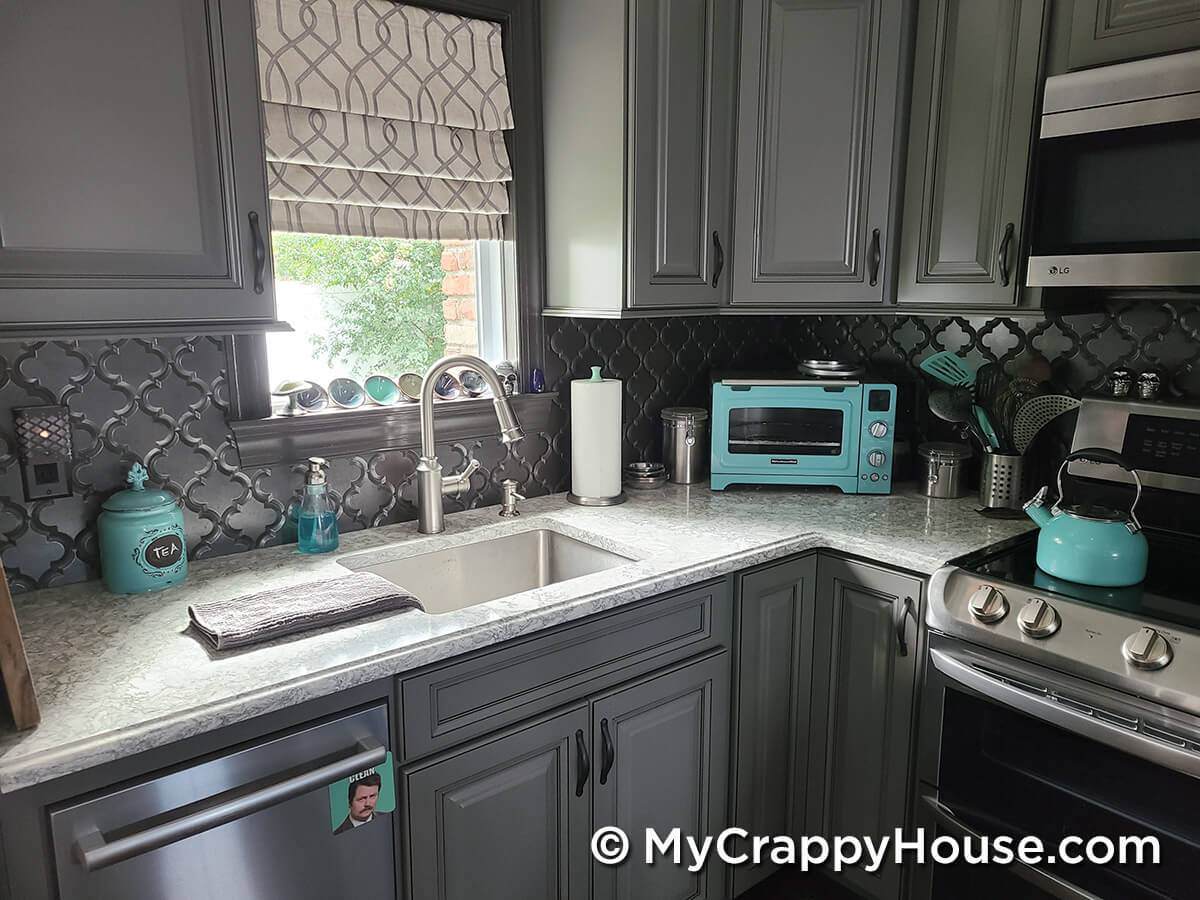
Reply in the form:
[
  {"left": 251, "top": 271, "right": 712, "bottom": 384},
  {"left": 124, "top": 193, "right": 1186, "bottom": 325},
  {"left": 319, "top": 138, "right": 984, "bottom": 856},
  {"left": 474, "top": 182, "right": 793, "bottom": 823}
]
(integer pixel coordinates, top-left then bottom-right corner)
[{"left": 4, "top": 298, "right": 1200, "bottom": 591}]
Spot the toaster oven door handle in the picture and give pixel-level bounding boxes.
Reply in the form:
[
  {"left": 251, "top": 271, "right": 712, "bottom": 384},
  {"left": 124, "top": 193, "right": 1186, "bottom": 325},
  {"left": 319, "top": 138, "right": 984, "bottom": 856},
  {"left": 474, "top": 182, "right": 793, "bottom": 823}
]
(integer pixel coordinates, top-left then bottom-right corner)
[{"left": 920, "top": 793, "right": 1104, "bottom": 900}]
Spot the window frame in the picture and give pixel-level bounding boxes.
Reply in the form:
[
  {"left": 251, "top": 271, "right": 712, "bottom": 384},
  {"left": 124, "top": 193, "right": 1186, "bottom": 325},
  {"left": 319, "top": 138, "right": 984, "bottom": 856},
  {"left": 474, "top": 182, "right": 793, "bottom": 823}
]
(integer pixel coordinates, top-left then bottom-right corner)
[{"left": 227, "top": 0, "right": 548, "bottom": 463}]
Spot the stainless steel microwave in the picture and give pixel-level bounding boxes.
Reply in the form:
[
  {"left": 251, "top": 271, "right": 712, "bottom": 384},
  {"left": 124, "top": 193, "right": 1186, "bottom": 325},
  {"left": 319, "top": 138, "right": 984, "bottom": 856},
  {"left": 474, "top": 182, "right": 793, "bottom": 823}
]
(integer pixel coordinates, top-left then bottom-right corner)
[{"left": 1027, "top": 49, "right": 1200, "bottom": 289}]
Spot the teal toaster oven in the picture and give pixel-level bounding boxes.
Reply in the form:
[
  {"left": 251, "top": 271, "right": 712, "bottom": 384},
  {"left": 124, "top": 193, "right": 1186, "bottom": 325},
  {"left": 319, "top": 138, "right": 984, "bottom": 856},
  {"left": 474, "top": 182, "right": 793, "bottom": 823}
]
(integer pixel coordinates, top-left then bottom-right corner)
[{"left": 710, "top": 377, "right": 897, "bottom": 493}]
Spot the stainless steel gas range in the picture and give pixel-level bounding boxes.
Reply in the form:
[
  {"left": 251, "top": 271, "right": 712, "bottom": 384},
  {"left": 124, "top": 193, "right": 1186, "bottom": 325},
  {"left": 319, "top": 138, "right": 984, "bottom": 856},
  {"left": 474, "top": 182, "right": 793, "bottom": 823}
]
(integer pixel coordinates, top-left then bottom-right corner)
[{"left": 917, "top": 399, "right": 1200, "bottom": 900}]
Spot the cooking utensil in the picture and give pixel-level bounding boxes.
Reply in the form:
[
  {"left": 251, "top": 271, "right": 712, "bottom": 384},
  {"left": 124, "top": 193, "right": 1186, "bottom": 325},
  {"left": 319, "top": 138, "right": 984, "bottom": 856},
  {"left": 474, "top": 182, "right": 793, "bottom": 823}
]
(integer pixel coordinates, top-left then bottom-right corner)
[
  {"left": 920, "top": 351, "right": 976, "bottom": 388},
  {"left": 1017, "top": 353, "right": 1053, "bottom": 384},
  {"left": 1012, "top": 394, "right": 1081, "bottom": 454},
  {"left": 1024, "top": 448, "right": 1148, "bottom": 587},
  {"left": 973, "top": 363, "right": 1012, "bottom": 452},
  {"left": 928, "top": 388, "right": 988, "bottom": 449}
]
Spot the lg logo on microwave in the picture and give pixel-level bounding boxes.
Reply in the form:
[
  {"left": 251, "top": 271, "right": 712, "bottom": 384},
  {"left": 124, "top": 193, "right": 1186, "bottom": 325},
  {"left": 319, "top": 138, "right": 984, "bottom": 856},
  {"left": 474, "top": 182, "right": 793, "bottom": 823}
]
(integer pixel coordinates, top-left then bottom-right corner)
[{"left": 1047, "top": 265, "right": 1072, "bottom": 275}]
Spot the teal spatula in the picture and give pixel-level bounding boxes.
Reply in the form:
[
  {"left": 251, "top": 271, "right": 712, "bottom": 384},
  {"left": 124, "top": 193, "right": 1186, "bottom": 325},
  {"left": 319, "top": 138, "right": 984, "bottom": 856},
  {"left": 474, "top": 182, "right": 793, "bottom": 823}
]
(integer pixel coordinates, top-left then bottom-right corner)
[{"left": 919, "top": 351, "right": 976, "bottom": 388}]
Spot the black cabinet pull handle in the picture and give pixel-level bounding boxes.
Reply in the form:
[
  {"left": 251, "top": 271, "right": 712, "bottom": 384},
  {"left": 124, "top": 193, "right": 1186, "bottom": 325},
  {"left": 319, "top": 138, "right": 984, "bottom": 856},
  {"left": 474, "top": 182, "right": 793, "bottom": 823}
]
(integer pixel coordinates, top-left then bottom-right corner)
[
  {"left": 248, "top": 211, "right": 266, "bottom": 295},
  {"left": 711, "top": 231, "right": 725, "bottom": 288},
  {"left": 868, "top": 228, "right": 882, "bottom": 287},
  {"left": 574, "top": 728, "right": 590, "bottom": 797},
  {"left": 997, "top": 222, "right": 1015, "bottom": 287},
  {"left": 599, "top": 718, "right": 615, "bottom": 785},
  {"left": 895, "top": 595, "right": 915, "bottom": 657}
]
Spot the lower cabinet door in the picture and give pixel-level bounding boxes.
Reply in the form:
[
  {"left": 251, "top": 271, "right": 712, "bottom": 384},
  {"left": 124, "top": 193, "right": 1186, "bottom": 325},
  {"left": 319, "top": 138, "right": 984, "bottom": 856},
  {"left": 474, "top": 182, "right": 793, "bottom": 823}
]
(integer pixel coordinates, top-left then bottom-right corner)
[
  {"left": 591, "top": 652, "right": 730, "bottom": 900},
  {"left": 809, "top": 557, "right": 923, "bottom": 900},
  {"left": 729, "top": 556, "right": 817, "bottom": 896},
  {"left": 403, "top": 705, "right": 592, "bottom": 900}
]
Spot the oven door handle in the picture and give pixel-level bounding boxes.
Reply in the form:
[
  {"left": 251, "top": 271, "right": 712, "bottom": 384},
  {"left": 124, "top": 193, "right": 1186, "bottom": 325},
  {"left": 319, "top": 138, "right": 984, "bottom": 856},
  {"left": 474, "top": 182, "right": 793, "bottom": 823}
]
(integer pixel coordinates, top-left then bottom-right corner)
[
  {"left": 929, "top": 646, "right": 1200, "bottom": 779},
  {"left": 920, "top": 793, "right": 1104, "bottom": 900}
]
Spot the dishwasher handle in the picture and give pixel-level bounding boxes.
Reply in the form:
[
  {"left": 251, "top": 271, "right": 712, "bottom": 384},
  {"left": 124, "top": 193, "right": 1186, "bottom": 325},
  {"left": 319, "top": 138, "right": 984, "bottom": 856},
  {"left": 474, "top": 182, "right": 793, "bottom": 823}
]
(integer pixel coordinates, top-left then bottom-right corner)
[{"left": 74, "top": 736, "right": 387, "bottom": 872}]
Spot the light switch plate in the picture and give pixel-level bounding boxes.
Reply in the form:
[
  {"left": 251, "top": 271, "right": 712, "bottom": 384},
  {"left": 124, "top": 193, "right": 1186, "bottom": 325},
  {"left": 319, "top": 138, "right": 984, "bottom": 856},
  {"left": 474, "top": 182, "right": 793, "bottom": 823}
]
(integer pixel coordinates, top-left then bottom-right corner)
[{"left": 13, "top": 405, "right": 73, "bottom": 500}]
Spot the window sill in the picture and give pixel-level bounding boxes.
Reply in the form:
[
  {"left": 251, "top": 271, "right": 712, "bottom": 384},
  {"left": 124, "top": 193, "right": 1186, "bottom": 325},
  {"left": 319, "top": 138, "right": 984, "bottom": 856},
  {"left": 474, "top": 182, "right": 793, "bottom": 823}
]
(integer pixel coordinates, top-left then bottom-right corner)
[{"left": 230, "top": 393, "right": 558, "bottom": 467}]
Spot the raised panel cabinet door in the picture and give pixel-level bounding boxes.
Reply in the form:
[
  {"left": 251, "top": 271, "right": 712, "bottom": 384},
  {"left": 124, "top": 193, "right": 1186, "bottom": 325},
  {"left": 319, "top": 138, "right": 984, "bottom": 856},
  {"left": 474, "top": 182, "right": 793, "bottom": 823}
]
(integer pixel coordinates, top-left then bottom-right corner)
[
  {"left": 403, "top": 705, "right": 592, "bottom": 900},
  {"left": 729, "top": 555, "right": 817, "bottom": 896},
  {"left": 898, "top": 0, "right": 1049, "bottom": 307},
  {"left": 730, "top": 0, "right": 904, "bottom": 306},
  {"left": 1068, "top": 0, "right": 1200, "bottom": 70},
  {"left": 627, "top": 0, "right": 737, "bottom": 308},
  {"left": 809, "top": 556, "right": 922, "bottom": 900},
  {"left": 0, "top": 0, "right": 275, "bottom": 329},
  {"left": 592, "top": 652, "right": 730, "bottom": 900}
]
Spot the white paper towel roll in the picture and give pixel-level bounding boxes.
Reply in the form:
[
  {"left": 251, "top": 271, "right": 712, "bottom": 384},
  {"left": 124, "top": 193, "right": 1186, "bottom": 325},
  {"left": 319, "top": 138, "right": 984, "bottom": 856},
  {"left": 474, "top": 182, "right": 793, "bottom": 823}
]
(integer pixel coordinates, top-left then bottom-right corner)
[{"left": 571, "top": 369, "right": 622, "bottom": 500}]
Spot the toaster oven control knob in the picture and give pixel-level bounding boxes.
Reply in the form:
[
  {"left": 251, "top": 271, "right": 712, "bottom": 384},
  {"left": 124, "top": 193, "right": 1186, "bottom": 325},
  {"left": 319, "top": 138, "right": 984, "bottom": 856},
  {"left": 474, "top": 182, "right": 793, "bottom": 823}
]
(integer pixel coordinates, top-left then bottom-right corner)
[
  {"left": 1017, "top": 598, "right": 1061, "bottom": 639},
  {"left": 968, "top": 585, "right": 1008, "bottom": 623},
  {"left": 1122, "top": 627, "right": 1173, "bottom": 670},
  {"left": 867, "top": 449, "right": 887, "bottom": 468},
  {"left": 868, "top": 420, "right": 889, "bottom": 438}
]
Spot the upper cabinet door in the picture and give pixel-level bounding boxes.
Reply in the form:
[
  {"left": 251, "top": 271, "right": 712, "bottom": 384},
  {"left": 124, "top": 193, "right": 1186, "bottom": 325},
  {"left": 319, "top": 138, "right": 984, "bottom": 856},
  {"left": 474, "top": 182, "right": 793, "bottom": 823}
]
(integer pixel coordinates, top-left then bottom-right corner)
[
  {"left": 0, "top": 0, "right": 275, "bottom": 332},
  {"left": 731, "top": 0, "right": 904, "bottom": 306},
  {"left": 897, "top": 0, "right": 1048, "bottom": 307},
  {"left": 627, "top": 0, "right": 736, "bottom": 309},
  {"left": 1068, "top": 0, "right": 1200, "bottom": 70}
]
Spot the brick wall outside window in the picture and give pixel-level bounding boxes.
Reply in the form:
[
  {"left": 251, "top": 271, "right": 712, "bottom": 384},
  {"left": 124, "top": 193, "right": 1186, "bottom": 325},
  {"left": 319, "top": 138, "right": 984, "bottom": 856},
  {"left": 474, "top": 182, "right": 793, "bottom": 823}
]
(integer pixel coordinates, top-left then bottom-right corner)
[{"left": 440, "top": 240, "right": 478, "bottom": 356}]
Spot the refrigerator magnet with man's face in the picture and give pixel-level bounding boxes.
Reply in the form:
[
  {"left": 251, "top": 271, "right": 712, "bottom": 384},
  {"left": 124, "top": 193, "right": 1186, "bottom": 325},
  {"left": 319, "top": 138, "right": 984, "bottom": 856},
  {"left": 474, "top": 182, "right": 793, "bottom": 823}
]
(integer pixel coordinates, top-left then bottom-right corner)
[{"left": 329, "top": 752, "right": 395, "bottom": 834}]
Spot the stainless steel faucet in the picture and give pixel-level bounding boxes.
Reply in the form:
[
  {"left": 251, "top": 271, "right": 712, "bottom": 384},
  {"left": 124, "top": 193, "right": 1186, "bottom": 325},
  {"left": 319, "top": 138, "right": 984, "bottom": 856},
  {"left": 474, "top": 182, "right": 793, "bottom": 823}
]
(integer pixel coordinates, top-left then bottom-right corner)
[{"left": 417, "top": 354, "right": 524, "bottom": 534}]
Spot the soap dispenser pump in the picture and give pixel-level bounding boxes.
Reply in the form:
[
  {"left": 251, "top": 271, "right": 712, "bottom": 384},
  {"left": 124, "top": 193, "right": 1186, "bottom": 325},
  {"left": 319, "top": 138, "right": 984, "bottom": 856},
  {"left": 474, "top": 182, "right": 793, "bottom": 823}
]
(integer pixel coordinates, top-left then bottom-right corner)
[{"left": 297, "top": 457, "right": 338, "bottom": 553}]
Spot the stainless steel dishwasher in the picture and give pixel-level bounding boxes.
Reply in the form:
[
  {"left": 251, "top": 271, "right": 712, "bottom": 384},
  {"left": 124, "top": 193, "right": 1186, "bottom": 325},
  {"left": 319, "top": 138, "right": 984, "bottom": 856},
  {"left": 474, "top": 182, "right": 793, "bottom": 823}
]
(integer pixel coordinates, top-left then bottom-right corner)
[{"left": 49, "top": 704, "right": 394, "bottom": 900}]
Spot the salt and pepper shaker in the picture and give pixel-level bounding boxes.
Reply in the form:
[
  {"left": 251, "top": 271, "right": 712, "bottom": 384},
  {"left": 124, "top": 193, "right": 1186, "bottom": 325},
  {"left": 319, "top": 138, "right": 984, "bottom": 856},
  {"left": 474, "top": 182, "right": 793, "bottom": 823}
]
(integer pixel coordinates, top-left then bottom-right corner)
[
  {"left": 1108, "top": 367, "right": 1134, "bottom": 398},
  {"left": 1137, "top": 371, "right": 1162, "bottom": 400}
]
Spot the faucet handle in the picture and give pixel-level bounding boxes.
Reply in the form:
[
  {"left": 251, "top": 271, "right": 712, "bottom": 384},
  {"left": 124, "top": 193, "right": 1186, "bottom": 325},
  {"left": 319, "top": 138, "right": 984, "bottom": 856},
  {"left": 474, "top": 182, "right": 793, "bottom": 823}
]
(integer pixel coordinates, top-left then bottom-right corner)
[{"left": 442, "top": 458, "right": 481, "bottom": 498}]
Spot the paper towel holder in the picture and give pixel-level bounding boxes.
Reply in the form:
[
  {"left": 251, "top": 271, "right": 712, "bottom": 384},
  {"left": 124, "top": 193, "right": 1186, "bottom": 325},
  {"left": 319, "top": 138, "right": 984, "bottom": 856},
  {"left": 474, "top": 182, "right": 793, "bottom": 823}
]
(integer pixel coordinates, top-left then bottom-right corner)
[{"left": 567, "top": 490, "right": 627, "bottom": 507}]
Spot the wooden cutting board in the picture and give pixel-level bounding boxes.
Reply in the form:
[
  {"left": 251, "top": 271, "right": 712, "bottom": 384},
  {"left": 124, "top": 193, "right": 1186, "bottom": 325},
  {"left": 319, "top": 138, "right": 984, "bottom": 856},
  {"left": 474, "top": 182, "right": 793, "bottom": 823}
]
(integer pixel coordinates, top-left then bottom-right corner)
[{"left": 0, "top": 562, "right": 39, "bottom": 730}]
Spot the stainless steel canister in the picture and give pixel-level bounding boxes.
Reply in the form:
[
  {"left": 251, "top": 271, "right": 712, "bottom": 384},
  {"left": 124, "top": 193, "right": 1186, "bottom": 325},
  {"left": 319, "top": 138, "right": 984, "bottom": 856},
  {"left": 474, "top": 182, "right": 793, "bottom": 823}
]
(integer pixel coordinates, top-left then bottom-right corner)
[
  {"left": 980, "top": 452, "right": 1026, "bottom": 509},
  {"left": 661, "top": 407, "right": 709, "bottom": 484},
  {"left": 918, "top": 442, "right": 972, "bottom": 499}
]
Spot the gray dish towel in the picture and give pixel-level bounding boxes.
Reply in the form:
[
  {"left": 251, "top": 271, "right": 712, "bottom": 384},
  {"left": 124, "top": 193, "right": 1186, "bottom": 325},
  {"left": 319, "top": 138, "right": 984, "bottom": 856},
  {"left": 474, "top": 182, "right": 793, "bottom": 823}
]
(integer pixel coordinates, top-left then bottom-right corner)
[{"left": 188, "top": 572, "right": 423, "bottom": 651}]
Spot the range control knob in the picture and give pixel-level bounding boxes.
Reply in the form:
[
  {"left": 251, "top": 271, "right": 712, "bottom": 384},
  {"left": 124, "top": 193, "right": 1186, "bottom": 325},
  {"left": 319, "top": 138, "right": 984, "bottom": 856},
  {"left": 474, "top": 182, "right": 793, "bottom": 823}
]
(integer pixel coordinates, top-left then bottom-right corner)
[
  {"left": 867, "top": 449, "right": 887, "bottom": 468},
  {"left": 1122, "top": 627, "right": 1173, "bottom": 670},
  {"left": 1017, "top": 598, "right": 1061, "bottom": 639},
  {"left": 868, "top": 420, "right": 889, "bottom": 438},
  {"left": 968, "top": 585, "right": 1008, "bottom": 624}
]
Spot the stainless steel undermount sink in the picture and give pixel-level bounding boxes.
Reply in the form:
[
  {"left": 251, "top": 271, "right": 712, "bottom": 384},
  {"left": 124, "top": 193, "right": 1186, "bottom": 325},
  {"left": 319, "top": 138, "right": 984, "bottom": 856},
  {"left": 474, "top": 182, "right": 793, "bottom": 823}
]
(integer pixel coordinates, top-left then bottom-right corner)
[{"left": 341, "top": 528, "right": 635, "bottom": 615}]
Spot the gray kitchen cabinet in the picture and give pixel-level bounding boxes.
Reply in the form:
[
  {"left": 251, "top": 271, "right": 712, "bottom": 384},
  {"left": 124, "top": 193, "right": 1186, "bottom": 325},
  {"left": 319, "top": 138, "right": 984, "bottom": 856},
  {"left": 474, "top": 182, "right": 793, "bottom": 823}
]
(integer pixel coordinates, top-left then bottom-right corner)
[
  {"left": 1066, "top": 0, "right": 1200, "bottom": 70},
  {"left": 897, "top": 0, "right": 1049, "bottom": 308},
  {"left": 592, "top": 652, "right": 730, "bottom": 900},
  {"left": 809, "top": 556, "right": 923, "bottom": 900},
  {"left": 543, "top": 0, "right": 736, "bottom": 316},
  {"left": 730, "top": 0, "right": 905, "bottom": 306},
  {"left": 403, "top": 705, "right": 593, "bottom": 900},
  {"left": 0, "top": 0, "right": 276, "bottom": 335},
  {"left": 729, "top": 555, "right": 817, "bottom": 896}
]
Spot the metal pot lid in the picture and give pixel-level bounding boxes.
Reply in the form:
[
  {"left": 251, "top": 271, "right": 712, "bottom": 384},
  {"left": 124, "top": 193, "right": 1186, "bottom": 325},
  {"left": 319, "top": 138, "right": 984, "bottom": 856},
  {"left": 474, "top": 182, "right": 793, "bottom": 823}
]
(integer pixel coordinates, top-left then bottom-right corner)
[
  {"left": 797, "top": 359, "right": 865, "bottom": 378},
  {"left": 919, "top": 441, "right": 973, "bottom": 461},
  {"left": 661, "top": 406, "right": 709, "bottom": 423}
]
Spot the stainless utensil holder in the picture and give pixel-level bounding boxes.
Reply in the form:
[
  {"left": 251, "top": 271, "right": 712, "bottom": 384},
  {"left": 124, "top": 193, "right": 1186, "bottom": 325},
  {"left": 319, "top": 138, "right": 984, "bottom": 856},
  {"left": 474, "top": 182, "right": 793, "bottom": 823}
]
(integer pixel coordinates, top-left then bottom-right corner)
[{"left": 980, "top": 453, "right": 1025, "bottom": 509}]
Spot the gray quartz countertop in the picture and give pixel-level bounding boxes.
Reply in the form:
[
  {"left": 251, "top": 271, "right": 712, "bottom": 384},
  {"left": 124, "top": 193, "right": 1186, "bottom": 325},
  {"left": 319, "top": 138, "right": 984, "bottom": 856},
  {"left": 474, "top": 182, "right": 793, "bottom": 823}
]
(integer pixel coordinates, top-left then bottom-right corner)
[{"left": 0, "top": 483, "right": 1032, "bottom": 792}]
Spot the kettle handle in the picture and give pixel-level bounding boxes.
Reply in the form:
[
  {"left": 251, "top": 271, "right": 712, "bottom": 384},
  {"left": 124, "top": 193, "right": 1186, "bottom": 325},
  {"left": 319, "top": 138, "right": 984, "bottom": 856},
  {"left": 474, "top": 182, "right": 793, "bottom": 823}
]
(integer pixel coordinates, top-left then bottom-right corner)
[{"left": 1054, "top": 447, "right": 1143, "bottom": 531}]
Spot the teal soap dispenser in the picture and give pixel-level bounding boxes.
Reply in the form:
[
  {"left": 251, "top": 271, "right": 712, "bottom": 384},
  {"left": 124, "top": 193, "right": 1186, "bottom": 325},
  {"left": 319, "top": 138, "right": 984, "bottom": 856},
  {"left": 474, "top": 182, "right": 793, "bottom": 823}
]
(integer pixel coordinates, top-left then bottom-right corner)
[{"left": 297, "top": 457, "right": 339, "bottom": 553}]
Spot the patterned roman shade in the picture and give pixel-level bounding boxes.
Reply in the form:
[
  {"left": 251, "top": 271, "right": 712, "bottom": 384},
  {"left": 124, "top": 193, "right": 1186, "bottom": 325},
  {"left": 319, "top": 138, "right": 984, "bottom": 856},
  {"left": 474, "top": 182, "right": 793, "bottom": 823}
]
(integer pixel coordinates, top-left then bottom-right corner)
[{"left": 255, "top": 0, "right": 513, "bottom": 240}]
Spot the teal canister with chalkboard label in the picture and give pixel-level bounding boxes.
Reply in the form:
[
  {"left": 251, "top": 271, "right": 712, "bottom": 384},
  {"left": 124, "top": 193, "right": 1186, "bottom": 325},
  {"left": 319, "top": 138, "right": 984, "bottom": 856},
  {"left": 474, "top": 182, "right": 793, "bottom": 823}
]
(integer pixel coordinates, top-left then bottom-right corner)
[{"left": 99, "top": 463, "right": 187, "bottom": 593}]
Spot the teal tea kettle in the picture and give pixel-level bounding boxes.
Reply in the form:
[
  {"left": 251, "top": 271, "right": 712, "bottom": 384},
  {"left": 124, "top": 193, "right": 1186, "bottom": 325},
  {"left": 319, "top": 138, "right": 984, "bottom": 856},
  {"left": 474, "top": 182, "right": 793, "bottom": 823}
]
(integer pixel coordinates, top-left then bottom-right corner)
[{"left": 1023, "top": 448, "right": 1148, "bottom": 588}]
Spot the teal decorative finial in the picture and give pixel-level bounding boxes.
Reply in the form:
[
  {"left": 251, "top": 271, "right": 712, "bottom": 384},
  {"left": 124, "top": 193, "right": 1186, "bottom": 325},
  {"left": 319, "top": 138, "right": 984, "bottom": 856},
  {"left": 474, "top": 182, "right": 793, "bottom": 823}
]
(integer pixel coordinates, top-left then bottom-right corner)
[
  {"left": 126, "top": 462, "right": 149, "bottom": 491},
  {"left": 589, "top": 366, "right": 602, "bottom": 382}
]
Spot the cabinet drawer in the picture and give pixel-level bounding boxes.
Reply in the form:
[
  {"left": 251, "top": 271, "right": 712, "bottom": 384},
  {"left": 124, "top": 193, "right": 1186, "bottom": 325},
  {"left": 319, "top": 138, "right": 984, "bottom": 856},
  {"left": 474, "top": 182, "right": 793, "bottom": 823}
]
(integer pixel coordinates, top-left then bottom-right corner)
[{"left": 399, "top": 578, "right": 732, "bottom": 761}]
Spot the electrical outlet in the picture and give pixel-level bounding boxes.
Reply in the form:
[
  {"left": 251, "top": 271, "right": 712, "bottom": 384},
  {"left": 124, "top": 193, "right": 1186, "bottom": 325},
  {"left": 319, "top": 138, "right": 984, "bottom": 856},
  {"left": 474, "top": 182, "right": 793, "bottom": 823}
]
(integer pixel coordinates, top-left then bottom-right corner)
[{"left": 13, "top": 405, "right": 73, "bottom": 500}]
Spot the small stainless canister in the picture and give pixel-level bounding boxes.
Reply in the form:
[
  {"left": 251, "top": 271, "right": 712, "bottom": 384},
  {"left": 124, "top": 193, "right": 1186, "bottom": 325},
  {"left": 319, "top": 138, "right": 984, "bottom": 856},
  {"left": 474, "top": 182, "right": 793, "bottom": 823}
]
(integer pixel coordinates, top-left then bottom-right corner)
[
  {"left": 661, "top": 407, "right": 709, "bottom": 484},
  {"left": 918, "top": 442, "right": 972, "bottom": 499}
]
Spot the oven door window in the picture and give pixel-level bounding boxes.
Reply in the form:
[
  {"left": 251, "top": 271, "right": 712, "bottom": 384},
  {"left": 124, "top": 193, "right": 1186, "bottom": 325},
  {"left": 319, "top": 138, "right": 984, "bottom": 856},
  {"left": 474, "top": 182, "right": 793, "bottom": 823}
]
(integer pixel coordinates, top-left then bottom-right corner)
[
  {"left": 727, "top": 407, "right": 844, "bottom": 456},
  {"left": 935, "top": 688, "right": 1199, "bottom": 900},
  {"left": 1032, "top": 119, "right": 1200, "bottom": 256}
]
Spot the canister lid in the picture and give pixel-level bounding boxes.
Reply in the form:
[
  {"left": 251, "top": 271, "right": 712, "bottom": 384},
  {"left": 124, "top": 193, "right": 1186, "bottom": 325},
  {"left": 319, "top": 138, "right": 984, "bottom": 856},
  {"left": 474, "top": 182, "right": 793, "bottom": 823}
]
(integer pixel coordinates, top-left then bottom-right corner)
[
  {"left": 102, "top": 463, "right": 179, "bottom": 512},
  {"left": 919, "top": 441, "right": 973, "bottom": 462},
  {"left": 662, "top": 406, "right": 709, "bottom": 424}
]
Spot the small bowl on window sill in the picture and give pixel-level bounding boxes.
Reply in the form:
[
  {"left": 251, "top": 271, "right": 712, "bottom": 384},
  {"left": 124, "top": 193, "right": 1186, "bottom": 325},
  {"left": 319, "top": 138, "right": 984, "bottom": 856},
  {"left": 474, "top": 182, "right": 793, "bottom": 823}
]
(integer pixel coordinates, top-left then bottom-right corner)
[
  {"left": 397, "top": 372, "right": 423, "bottom": 402},
  {"left": 433, "top": 372, "right": 463, "bottom": 401},
  {"left": 365, "top": 374, "right": 401, "bottom": 406},
  {"left": 459, "top": 369, "right": 487, "bottom": 397},
  {"left": 328, "top": 377, "right": 366, "bottom": 409}
]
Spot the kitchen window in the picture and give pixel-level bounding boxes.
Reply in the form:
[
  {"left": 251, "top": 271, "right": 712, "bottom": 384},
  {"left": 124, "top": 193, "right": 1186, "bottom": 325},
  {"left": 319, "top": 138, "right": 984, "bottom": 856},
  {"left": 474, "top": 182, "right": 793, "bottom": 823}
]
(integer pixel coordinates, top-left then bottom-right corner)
[{"left": 227, "top": 0, "right": 546, "bottom": 464}]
